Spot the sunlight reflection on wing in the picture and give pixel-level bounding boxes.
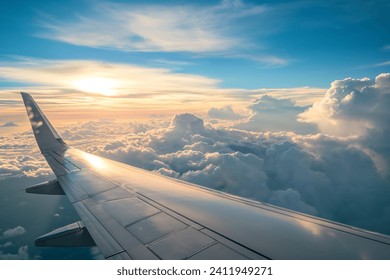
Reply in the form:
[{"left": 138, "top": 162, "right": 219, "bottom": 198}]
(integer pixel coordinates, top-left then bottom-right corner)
[{"left": 82, "top": 152, "right": 107, "bottom": 169}]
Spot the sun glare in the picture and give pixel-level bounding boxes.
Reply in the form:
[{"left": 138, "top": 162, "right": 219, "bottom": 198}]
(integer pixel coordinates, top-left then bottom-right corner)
[
  {"left": 83, "top": 152, "right": 107, "bottom": 169},
  {"left": 73, "top": 77, "right": 117, "bottom": 96}
]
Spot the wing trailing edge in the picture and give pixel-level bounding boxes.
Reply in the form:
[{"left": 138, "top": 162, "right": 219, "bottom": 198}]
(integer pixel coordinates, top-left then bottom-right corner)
[{"left": 35, "top": 221, "right": 96, "bottom": 247}]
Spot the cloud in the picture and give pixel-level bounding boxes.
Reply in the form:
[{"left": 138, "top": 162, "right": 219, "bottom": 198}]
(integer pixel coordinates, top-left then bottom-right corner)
[
  {"left": 208, "top": 106, "right": 243, "bottom": 120},
  {"left": 0, "top": 245, "right": 29, "bottom": 260},
  {"left": 0, "top": 242, "right": 13, "bottom": 248},
  {"left": 35, "top": 1, "right": 290, "bottom": 65},
  {"left": 299, "top": 73, "right": 390, "bottom": 137},
  {"left": 39, "top": 1, "right": 265, "bottom": 53},
  {"left": 60, "top": 106, "right": 388, "bottom": 234},
  {"left": 2, "top": 74, "right": 390, "bottom": 239},
  {"left": 269, "top": 188, "right": 317, "bottom": 216},
  {"left": 0, "top": 122, "right": 17, "bottom": 127},
  {"left": 372, "top": 61, "right": 390, "bottom": 68},
  {"left": 2, "top": 226, "right": 26, "bottom": 239},
  {"left": 236, "top": 95, "right": 317, "bottom": 134},
  {"left": 60, "top": 73, "right": 390, "bottom": 234},
  {"left": 300, "top": 73, "right": 390, "bottom": 176},
  {"left": 0, "top": 58, "right": 220, "bottom": 97},
  {"left": 181, "top": 152, "right": 269, "bottom": 199},
  {"left": 0, "top": 134, "right": 51, "bottom": 180},
  {"left": 246, "top": 87, "right": 326, "bottom": 106}
]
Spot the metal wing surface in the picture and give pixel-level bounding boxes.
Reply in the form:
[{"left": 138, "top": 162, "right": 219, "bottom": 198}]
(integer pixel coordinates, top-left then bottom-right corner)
[{"left": 21, "top": 92, "right": 390, "bottom": 260}]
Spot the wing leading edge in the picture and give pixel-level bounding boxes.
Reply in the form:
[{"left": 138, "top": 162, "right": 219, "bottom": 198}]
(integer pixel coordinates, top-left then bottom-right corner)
[{"left": 21, "top": 93, "right": 390, "bottom": 259}]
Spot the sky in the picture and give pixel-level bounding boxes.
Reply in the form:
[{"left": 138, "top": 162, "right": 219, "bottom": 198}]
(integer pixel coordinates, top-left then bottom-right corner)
[{"left": 0, "top": 0, "right": 390, "bottom": 259}]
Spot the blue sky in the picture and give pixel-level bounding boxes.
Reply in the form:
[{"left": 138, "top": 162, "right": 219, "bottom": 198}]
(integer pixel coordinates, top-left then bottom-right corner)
[{"left": 0, "top": 0, "right": 389, "bottom": 91}]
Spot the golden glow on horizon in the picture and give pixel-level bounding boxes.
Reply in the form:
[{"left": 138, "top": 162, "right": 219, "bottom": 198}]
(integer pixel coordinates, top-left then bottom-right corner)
[{"left": 73, "top": 77, "right": 118, "bottom": 96}]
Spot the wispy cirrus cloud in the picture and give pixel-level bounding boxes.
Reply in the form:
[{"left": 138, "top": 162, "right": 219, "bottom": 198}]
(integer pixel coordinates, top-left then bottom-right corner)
[
  {"left": 38, "top": 1, "right": 265, "bottom": 53},
  {"left": 374, "top": 61, "right": 390, "bottom": 68},
  {"left": 36, "top": 1, "right": 288, "bottom": 65}
]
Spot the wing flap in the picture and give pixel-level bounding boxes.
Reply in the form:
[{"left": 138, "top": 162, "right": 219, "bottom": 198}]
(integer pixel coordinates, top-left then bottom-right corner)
[
  {"left": 35, "top": 221, "right": 95, "bottom": 247},
  {"left": 73, "top": 201, "right": 126, "bottom": 258},
  {"left": 25, "top": 179, "right": 65, "bottom": 195}
]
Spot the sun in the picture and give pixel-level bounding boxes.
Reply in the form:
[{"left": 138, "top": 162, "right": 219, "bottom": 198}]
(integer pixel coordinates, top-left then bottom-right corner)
[{"left": 73, "top": 77, "right": 117, "bottom": 96}]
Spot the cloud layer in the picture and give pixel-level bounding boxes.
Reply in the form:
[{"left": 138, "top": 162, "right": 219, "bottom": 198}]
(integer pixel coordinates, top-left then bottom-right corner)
[
  {"left": 1, "top": 73, "right": 389, "bottom": 249},
  {"left": 49, "top": 73, "right": 389, "bottom": 234}
]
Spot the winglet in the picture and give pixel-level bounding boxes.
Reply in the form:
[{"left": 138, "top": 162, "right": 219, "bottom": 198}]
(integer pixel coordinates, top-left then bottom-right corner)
[{"left": 21, "top": 92, "right": 66, "bottom": 152}]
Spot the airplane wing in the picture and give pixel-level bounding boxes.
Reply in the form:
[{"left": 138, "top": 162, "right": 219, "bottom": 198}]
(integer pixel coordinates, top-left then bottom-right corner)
[{"left": 21, "top": 92, "right": 390, "bottom": 259}]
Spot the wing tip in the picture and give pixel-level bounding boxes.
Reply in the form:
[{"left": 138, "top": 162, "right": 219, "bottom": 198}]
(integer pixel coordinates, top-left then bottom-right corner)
[
  {"left": 20, "top": 92, "right": 31, "bottom": 98},
  {"left": 20, "top": 92, "right": 66, "bottom": 151}
]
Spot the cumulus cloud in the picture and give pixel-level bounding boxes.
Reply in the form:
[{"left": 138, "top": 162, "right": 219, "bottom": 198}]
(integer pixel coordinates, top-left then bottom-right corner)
[
  {"left": 0, "top": 155, "right": 51, "bottom": 179},
  {"left": 0, "top": 134, "right": 51, "bottom": 180},
  {"left": 65, "top": 106, "right": 389, "bottom": 234},
  {"left": 208, "top": 106, "right": 243, "bottom": 120},
  {"left": 300, "top": 73, "right": 390, "bottom": 137},
  {"left": 2, "top": 73, "right": 389, "bottom": 239},
  {"left": 300, "top": 73, "right": 390, "bottom": 176},
  {"left": 237, "top": 95, "right": 317, "bottom": 134},
  {"left": 269, "top": 189, "right": 317, "bottom": 216},
  {"left": 2, "top": 226, "right": 26, "bottom": 239},
  {"left": 0, "top": 245, "right": 29, "bottom": 260}
]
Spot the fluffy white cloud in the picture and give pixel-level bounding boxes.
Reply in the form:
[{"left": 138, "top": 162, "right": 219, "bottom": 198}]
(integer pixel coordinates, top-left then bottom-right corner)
[
  {"left": 237, "top": 95, "right": 317, "bottom": 134},
  {"left": 299, "top": 73, "right": 390, "bottom": 137},
  {"left": 2, "top": 74, "right": 389, "bottom": 238},
  {"left": 0, "top": 245, "right": 29, "bottom": 260},
  {"left": 0, "top": 134, "right": 51, "bottom": 180},
  {"left": 300, "top": 73, "right": 390, "bottom": 177},
  {"left": 182, "top": 152, "right": 268, "bottom": 199},
  {"left": 64, "top": 109, "right": 389, "bottom": 234},
  {"left": 208, "top": 106, "right": 243, "bottom": 120},
  {"left": 2, "top": 226, "right": 26, "bottom": 239}
]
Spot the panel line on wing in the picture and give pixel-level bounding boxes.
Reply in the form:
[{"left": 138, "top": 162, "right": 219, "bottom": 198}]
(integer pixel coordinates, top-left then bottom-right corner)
[
  {"left": 73, "top": 201, "right": 125, "bottom": 258},
  {"left": 131, "top": 189, "right": 271, "bottom": 259},
  {"left": 82, "top": 198, "right": 160, "bottom": 259}
]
